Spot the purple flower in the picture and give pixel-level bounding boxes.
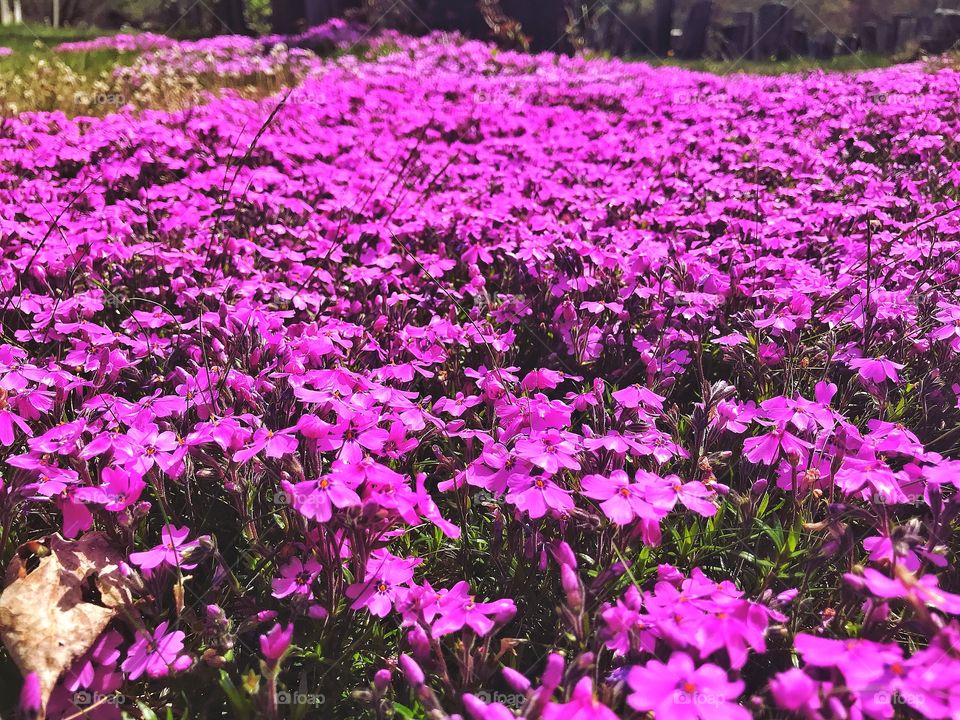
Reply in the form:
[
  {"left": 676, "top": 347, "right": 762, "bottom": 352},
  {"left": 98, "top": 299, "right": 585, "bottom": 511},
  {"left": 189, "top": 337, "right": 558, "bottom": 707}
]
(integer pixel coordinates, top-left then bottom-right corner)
[
  {"left": 542, "top": 678, "right": 618, "bottom": 720},
  {"left": 121, "top": 621, "right": 190, "bottom": 680},
  {"left": 129, "top": 525, "right": 201, "bottom": 571},
  {"left": 347, "top": 553, "right": 418, "bottom": 617},
  {"left": 627, "top": 653, "right": 749, "bottom": 720},
  {"left": 848, "top": 356, "right": 905, "bottom": 384},
  {"left": 769, "top": 668, "right": 819, "bottom": 713},
  {"left": 506, "top": 474, "right": 574, "bottom": 518},
  {"left": 271, "top": 557, "right": 322, "bottom": 599},
  {"left": 432, "top": 581, "right": 517, "bottom": 637},
  {"left": 259, "top": 623, "right": 294, "bottom": 666}
]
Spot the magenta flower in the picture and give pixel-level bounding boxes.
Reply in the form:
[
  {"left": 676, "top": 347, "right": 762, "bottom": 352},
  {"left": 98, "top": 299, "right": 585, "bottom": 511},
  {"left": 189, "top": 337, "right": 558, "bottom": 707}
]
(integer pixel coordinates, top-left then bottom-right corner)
[
  {"left": 612, "top": 384, "right": 665, "bottom": 412},
  {"left": 19, "top": 673, "right": 42, "bottom": 719},
  {"left": 462, "top": 693, "right": 516, "bottom": 720},
  {"left": 272, "top": 556, "right": 322, "bottom": 599},
  {"left": 357, "top": 420, "right": 418, "bottom": 458},
  {"left": 283, "top": 474, "right": 361, "bottom": 522},
  {"left": 848, "top": 356, "right": 905, "bottom": 384},
  {"left": 769, "top": 668, "right": 819, "bottom": 713},
  {"left": 647, "top": 476, "right": 718, "bottom": 517},
  {"left": 514, "top": 429, "right": 581, "bottom": 473},
  {"left": 233, "top": 425, "right": 298, "bottom": 463},
  {"left": 852, "top": 567, "right": 960, "bottom": 614},
  {"left": 75, "top": 466, "right": 146, "bottom": 511},
  {"left": 542, "top": 678, "right": 618, "bottom": 720},
  {"left": 259, "top": 623, "right": 294, "bottom": 666},
  {"left": 433, "top": 392, "right": 482, "bottom": 417},
  {"left": 432, "top": 581, "right": 516, "bottom": 637},
  {"left": 126, "top": 424, "right": 178, "bottom": 475},
  {"left": 0, "top": 393, "right": 32, "bottom": 446},
  {"left": 121, "top": 621, "right": 191, "bottom": 680},
  {"left": 506, "top": 474, "right": 574, "bottom": 518},
  {"left": 398, "top": 654, "right": 425, "bottom": 687},
  {"left": 347, "top": 553, "right": 418, "bottom": 617},
  {"left": 743, "top": 423, "right": 812, "bottom": 465},
  {"left": 581, "top": 470, "right": 659, "bottom": 524},
  {"left": 129, "top": 525, "right": 201, "bottom": 571},
  {"left": 464, "top": 443, "right": 533, "bottom": 494},
  {"left": 627, "top": 653, "right": 749, "bottom": 720}
]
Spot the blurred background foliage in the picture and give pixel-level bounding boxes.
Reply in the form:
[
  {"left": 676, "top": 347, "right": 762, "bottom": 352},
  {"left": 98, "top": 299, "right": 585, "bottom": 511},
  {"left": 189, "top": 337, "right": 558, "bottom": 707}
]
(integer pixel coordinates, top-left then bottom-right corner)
[{"left": 3, "top": 1, "right": 946, "bottom": 39}]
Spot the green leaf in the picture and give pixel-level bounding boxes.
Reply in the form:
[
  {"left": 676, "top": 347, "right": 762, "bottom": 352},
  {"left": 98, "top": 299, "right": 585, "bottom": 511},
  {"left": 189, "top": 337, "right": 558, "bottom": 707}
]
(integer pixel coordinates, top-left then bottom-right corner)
[
  {"left": 219, "top": 670, "right": 253, "bottom": 720},
  {"left": 136, "top": 702, "right": 159, "bottom": 720}
]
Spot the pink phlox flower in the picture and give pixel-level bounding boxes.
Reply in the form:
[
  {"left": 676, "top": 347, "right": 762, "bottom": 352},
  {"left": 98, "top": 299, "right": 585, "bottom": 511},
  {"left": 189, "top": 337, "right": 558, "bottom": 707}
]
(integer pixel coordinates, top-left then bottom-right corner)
[
  {"left": 848, "top": 356, "right": 904, "bottom": 384},
  {"left": 233, "top": 424, "right": 299, "bottom": 463},
  {"left": 121, "top": 621, "right": 191, "bottom": 680},
  {"left": 627, "top": 653, "right": 749, "bottom": 720},
  {"left": 75, "top": 466, "right": 146, "bottom": 512},
  {"left": 505, "top": 473, "right": 574, "bottom": 518},
  {"left": 129, "top": 525, "right": 201, "bottom": 571},
  {"left": 542, "top": 677, "right": 618, "bottom": 720},
  {"left": 346, "top": 552, "right": 419, "bottom": 617}
]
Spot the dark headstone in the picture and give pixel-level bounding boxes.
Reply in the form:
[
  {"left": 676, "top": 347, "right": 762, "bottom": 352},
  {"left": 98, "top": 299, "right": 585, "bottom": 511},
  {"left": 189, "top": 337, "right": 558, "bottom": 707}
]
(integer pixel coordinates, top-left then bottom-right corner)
[
  {"left": 653, "top": 0, "right": 674, "bottom": 56},
  {"left": 878, "top": 20, "right": 894, "bottom": 53},
  {"left": 790, "top": 28, "right": 809, "bottom": 56},
  {"left": 721, "top": 11, "right": 754, "bottom": 59},
  {"left": 501, "top": 0, "right": 568, "bottom": 52},
  {"left": 305, "top": 0, "right": 330, "bottom": 26},
  {"left": 894, "top": 15, "right": 918, "bottom": 53},
  {"left": 756, "top": 3, "right": 794, "bottom": 60},
  {"left": 838, "top": 34, "right": 859, "bottom": 54},
  {"left": 615, "top": 11, "right": 651, "bottom": 56},
  {"left": 861, "top": 22, "right": 879, "bottom": 53},
  {"left": 931, "top": 9, "right": 960, "bottom": 53},
  {"left": 677, "top": 0, "right": 712, "bottom": 59},
  {"left": 810, "top": 32, "right": 835, "bottom": 60}
]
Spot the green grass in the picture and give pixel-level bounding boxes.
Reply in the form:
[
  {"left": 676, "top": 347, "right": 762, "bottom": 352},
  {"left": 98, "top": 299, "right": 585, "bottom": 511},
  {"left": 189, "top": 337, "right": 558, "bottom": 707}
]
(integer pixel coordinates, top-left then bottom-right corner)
[
  {"left": 660, "top": 52, "right": 901, "bottom": 75},
  {"left": 583, "top": 49, "right": 915, "bottom": 75},
  {"left": 0, "top": 23, "right": 133, "bottom": 76}
]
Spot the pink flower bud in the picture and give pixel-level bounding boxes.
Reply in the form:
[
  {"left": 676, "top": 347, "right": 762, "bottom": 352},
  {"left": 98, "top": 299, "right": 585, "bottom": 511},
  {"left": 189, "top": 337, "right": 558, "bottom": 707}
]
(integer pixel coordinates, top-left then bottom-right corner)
[
  {"left": 560, "top": 564, "right": 582, "bottom": 610},
  {"left": 502, "top": 666, "right": 531, "bottom": 693},
  {"left": 19, "top": 672, "right": 42, "bottom": 718},
  {"left": 374, "top": 669, "right": 392, "bottom": 692},
  {"left": 549, "top": 540, "right": 577, "bottom": 569},
  {"left": 399, "top": 654, "right": 425, "bottom": 687},
  {"left": 542, "top": 653, "right": 564, "bottom": 691},
  {"left": 259, "top": 623, "right": 293, "bottom": 666}
]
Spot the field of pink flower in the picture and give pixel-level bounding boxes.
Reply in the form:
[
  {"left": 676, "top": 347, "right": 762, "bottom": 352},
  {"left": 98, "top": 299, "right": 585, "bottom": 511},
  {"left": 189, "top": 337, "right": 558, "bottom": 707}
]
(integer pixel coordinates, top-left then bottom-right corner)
[{"left": 1, "top": 28, "right": 960, "bottom": 720}]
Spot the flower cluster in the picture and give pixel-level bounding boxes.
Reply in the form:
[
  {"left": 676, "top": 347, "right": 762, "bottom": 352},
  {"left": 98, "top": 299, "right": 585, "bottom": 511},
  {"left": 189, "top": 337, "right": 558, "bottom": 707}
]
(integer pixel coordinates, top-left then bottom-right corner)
[{"left": 0, "top": 24, "right": 959, "bottom": 720}]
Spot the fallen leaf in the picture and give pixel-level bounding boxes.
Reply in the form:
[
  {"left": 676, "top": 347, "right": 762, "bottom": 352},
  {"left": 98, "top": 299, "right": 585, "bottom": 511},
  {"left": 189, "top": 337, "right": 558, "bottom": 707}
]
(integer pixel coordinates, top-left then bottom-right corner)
[{"left": 0, "top": 532, "right": 139, "bottom": 713}]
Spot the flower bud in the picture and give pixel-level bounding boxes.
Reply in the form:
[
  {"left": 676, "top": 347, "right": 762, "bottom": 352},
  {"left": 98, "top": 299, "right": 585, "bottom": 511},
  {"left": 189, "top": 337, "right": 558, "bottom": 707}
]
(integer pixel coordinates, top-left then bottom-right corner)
[
  {"left": 542, "top": 653, "right": 564, "bottom": 691},
  {"left": 560, "top": 564, "right": 582, "bottom": 611},
  {"left": 549, "top": 540, "right": 577, "bottom": 569},
  {"left": 502, "top": 667, "right": 531, "bottom": 693},
  {"left": 19, "top": 672, "right": 42, "bottom": 719},
  {"left": 399, "top": 654, "right": 425, "bottom": 687},
  {"left": 374, "top": 669, "right": 392, "bottom": 692}
]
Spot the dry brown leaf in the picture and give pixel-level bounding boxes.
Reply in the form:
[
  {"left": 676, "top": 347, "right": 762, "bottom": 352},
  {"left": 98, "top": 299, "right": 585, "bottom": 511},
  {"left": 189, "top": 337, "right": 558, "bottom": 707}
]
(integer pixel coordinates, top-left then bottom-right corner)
[{"left": 0, "top": 532, "right": 138, "bottom": 712}]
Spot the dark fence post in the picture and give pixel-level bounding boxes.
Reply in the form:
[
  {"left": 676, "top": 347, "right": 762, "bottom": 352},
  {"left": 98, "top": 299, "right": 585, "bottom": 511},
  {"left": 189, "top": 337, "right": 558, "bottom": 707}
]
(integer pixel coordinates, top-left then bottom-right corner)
[
  {"left": 653, "top": 0, "right": 674, "bottom": 57},
  {"left": 677, "top": 0, "right": 712, "bottom": 59},
  {"left": 756, "top": 2, "right": 793, "bottom": 60}
]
